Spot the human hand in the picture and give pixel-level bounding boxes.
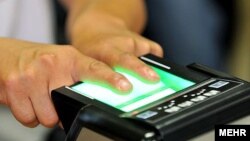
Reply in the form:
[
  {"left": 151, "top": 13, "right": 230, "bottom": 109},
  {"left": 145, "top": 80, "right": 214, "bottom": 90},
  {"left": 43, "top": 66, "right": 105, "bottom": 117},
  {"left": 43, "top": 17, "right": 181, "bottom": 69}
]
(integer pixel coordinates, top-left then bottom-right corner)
[
  {"left": 71, "top": 21, "right": 163, "bottom": 82},
  {"left": 0, "top": 38, "right": 132, "bottom": 128}
]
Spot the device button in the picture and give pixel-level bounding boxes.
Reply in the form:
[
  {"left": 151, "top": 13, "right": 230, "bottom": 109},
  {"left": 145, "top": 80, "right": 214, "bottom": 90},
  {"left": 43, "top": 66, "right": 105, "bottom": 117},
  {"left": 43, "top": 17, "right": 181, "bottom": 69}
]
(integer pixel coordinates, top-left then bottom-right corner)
[
  {"left": 164, "top": 106, "right": 181, "bottom": 113},
  {"left": 191, "top": 96, "right": 207, "bottom": 102},
  {"left": 198, "top": 89, "right": 206, "bottom": 94},
  {"left": 183, "top": 95, "right": 188, "bottom": 98},
  {"left": 168, "top": 103, "right": 175, "bottom": 107},
  {"left": 157, "top": 107, "right": 163, "bottom": 110},
  {"left": 203, "top": 90, "right": 220, "bottom": 97},
  {"left": 171, "top": 100, "right": 175, "bottom": 103},
  {"left": 136, "top": 111, "right": 158, "bottom": 119},
  {"left": 209, "top": 81, "right": 229, "bottom": 88},
  {"left": 209, "top": 90, "right": 220, "bottom": 94},
  {"left": 191, "top": 94, "right": 196, "bottom": 97},
  {"left": 178, "top": 101, "right": 194, "bottom": 108}
]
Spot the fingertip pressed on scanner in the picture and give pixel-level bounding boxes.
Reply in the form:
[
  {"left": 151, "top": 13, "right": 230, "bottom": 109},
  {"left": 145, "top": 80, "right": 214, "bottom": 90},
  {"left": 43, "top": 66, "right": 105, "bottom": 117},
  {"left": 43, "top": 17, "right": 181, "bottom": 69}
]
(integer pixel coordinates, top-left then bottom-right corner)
[{"left": 143, "top": 66, "right": 160, "bottom": 82}]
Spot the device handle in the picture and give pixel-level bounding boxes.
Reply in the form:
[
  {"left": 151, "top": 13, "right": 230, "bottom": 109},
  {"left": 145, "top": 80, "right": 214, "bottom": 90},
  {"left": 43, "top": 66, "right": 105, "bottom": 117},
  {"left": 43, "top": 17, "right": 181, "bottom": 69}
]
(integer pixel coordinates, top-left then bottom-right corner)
[{"left": 65, "top": 105, "right": 159, "bottom": 141}]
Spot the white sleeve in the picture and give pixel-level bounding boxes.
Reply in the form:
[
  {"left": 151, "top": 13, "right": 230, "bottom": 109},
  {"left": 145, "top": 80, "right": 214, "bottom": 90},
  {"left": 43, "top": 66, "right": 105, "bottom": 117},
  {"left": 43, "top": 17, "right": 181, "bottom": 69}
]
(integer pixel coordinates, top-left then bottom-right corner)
[
  {"left": 0, "top": 0, "right": 55, "bottom": 44},
  {"left": 0, "top": 0, "right": 17, "bottom": 37}
]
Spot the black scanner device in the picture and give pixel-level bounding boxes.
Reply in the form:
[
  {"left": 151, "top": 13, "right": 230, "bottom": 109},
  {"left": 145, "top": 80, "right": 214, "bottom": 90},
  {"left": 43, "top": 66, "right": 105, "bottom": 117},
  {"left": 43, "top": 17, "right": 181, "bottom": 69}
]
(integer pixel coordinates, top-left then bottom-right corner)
[{"left": 52, "top": 54, "right": 250, "bottom": 141}]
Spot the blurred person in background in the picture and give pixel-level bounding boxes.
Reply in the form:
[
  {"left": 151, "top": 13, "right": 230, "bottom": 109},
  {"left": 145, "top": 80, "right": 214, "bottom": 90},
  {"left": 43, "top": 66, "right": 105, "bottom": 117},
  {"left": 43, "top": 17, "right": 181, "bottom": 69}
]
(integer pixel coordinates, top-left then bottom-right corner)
[
  {"left": 143, "top": 0, "right": 235, "bottom": 71},
  {"left": 143, "top": 0, "right": 249, "bottom": 80}
]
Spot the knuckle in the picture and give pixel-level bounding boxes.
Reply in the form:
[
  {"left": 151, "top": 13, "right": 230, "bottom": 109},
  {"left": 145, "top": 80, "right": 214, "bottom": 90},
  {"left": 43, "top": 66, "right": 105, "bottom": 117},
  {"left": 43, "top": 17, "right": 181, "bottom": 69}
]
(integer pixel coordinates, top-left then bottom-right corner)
[
  {"left": 21, "top": 69, "right": 37, "bottom": 85},
  {"left": 130, "top": 62, "right": 146, "bottom": 73},
  {"left": 140, "top": 40, "right": 151, "bottom": 49},
  {"left": 22, "top": 68, "right": 36, "bottom": 82},
  {"left": 120, "top": 52, "right": 134, "bottom": 60},
  {"left": 135, "top": 62, "right": 146, "bottom": 69},
  {"left": 123, "top": 37, "right": 136, "bottom": 48},
  {"left": 60, "top": 46, "right": 81, "bottom": 60},
  {"left": 37, "top": 52, "right": 57, "bottom": 67},
  {"left": 4, "top": 73, "right": 20, "bottom": 91},
  {"left": 4, "top": 71, "right": 37, "bottom": 101},
  {"left": 88, "top": 61, "right": 108, "bottom": 72},
  {"left": 119, "top": 53, "right": 136, "bottom": 64}
]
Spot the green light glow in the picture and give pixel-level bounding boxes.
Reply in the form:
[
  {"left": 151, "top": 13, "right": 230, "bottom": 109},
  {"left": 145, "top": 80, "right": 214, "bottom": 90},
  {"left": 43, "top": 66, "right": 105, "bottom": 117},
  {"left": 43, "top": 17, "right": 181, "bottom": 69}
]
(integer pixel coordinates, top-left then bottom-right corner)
[{"left": 71, "top": 65, "right": 195, "bottom": 112}]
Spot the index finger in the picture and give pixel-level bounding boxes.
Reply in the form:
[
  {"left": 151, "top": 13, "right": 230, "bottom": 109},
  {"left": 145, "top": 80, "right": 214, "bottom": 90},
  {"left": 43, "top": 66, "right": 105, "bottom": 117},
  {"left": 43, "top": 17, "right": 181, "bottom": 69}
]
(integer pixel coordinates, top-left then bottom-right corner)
[{"left": 73, "top": 54, "right": 133, "bottom": 92}]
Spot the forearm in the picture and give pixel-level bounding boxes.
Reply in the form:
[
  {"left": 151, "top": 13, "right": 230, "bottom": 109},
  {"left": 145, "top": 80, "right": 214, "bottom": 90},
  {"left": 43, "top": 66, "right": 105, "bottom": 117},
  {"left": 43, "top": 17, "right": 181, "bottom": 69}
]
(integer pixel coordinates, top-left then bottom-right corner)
[{"left": 65, "top": 0, "right": 147, "bottom": 42}]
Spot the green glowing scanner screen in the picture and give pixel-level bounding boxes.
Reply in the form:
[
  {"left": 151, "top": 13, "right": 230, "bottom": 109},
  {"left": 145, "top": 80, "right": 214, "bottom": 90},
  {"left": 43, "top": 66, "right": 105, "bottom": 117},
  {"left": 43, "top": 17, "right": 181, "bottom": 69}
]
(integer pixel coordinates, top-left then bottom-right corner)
[{"left": 71, "top": 66, "right": 195, "bottom": 112}]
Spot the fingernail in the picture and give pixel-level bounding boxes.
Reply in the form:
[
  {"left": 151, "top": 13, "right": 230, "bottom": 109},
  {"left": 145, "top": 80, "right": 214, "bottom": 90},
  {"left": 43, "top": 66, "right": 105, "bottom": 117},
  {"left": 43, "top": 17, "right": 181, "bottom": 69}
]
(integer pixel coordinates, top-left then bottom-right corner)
[
  {"left": 145, "top": 67, "right": 159, "bottom": 80},
  {"left": 117, "top": 79, "right": 132, "bottom": 91}
]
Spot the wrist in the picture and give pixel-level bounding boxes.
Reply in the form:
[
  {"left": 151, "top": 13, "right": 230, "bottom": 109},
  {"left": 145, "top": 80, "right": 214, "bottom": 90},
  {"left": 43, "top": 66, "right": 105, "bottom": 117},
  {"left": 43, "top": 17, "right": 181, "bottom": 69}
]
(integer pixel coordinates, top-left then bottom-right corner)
[{"left": 69, "top": 11, "right": 128, "bottom": 47}]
